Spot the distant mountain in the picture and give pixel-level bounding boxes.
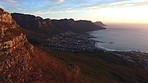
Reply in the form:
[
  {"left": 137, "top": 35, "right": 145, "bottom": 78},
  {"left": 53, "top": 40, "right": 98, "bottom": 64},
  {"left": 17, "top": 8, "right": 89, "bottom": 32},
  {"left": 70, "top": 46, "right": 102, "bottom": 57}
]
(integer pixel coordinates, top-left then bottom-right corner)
[
  {"left": 51, "top": 19, "right": 106, "bottom": 32},
  {"left": 0, "top": 8, "right": 80, "bottom": 82},
  {"left": 11, "top": 13, "right": 106, "bottom": 34},
  {"left": 94, "top": 21, "right": 106, "bottom": 26}
]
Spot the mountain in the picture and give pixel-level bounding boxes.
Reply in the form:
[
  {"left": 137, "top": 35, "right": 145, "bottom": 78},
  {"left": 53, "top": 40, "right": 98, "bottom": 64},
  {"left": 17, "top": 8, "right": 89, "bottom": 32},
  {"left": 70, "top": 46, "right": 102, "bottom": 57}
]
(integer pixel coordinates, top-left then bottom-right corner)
[
  {"left": 51, "top": 19, "right": 106, "bottom": 32},
  {"left": 94, "top": 21, "right": 106, "bottom": 26},
  {"left": 0, "top": 8, "right": 80, "bottom": 83},
  {"left": 11, "top": 13, "right": 106, "bottom": 45},
  {"left": 11, "top": 13, "right": 106, "bottom": 34}
]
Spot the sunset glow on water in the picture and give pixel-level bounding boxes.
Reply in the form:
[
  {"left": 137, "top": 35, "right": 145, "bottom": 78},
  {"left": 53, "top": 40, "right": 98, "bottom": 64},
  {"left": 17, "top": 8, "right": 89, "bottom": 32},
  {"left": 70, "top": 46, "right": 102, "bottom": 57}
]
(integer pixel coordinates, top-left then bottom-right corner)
[{"left": 90, "top": 24, "right": 148, "bottom": 52}]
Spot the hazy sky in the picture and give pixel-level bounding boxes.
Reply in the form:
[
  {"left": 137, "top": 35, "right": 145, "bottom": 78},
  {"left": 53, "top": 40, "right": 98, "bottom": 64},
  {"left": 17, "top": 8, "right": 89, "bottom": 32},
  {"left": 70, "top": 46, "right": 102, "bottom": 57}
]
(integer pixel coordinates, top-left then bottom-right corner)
[{"left": 0, "top": 0, "right": 148, "bottom": 24}]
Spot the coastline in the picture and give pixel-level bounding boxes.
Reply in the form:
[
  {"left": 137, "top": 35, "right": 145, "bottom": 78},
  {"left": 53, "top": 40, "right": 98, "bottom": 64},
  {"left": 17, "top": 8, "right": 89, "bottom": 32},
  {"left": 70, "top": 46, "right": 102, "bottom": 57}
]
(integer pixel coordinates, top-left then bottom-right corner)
[
  {"left": 40, "top": 30, "right": 148, "bottom": 70},
  {"left": 91, "top": 32, "right": 148, "bottom": 53},
  {"left": 88, "top": 30, "right": 148, "bottom": 70},
  {"left": 89, "top": 27, "right": 148, "bottom": 53}
]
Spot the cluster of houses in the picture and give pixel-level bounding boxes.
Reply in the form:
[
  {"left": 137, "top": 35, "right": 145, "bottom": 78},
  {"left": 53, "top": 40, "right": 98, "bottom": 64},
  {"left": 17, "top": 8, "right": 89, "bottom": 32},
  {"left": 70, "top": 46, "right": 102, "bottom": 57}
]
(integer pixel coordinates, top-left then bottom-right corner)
[{"left": 42, "top": 32, "right": 98, "bottom": 52}]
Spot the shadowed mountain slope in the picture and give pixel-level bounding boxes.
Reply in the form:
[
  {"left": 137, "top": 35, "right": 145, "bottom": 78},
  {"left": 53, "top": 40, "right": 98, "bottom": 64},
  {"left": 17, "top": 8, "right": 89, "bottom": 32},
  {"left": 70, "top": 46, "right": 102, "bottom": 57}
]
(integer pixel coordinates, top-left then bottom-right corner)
[{"left": 11, "top": 13, "right": 105, "bottom": 34}]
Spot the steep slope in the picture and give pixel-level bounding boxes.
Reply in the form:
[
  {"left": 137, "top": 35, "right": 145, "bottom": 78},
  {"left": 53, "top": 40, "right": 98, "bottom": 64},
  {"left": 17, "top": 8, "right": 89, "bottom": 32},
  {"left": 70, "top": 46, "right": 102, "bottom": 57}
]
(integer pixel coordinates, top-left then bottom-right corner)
[
  {"left": 11, "top": 13, "right": 105, "bottom": 34},
  {"left": 0, "top": 8, "right": 80, "bottom": 83},
  {"left": 75, "top": 20, "right": 105, "bottom": 32},
  {"left": 11, "top": 13, "right": 57, "bottom": 37},
  {"left": 51, "top": 19, "right": 106, "bottom": 33}
]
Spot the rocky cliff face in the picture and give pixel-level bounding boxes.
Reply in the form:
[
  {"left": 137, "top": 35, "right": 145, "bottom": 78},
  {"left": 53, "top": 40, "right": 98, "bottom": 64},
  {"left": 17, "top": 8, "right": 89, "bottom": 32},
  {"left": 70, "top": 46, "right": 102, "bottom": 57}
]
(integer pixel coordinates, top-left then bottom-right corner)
[
  {"left": 0, "top": 8, "right": 80, "bottom": 83},
  {"left": 0, "top": 8, "right": 35, "bottom": 82},
  {"left": 11, "top": 13, "right": 64, "bottom": 36},
  {"left": 51, "top": 19, "right": 106, "bottom": 33},
  {"left": 12, "top": 13, "right": 106, "bottom": 34}
]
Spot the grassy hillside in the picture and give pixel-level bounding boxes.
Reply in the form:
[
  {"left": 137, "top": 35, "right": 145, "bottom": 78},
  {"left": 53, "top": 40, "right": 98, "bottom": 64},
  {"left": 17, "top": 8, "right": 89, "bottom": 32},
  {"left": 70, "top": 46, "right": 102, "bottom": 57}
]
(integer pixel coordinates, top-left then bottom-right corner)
[
  {"left": 44, "top": 49, "right": 148, "bottom": 83},
  {"left": 28, "top": 46, "right": 80, "bottom": 83}
]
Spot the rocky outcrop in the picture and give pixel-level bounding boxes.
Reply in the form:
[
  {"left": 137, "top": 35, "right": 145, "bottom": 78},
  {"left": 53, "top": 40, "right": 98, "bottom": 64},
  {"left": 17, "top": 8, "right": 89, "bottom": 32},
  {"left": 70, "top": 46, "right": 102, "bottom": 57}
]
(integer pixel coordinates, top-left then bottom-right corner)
[
  {"left": 0, "top": 8, "right": 80, "bottom": 82},
  {"left": 0, "top": 34, "right": 27, "bottom": 55},
  {"left": 0, "top": 10, "right": 28, "bottom": 54},
  {"left": 0, "top": 9, "right": 35, "bottom": 82},
  {"left": 11, "top": 13, "right": 106, "bottom": 34}
]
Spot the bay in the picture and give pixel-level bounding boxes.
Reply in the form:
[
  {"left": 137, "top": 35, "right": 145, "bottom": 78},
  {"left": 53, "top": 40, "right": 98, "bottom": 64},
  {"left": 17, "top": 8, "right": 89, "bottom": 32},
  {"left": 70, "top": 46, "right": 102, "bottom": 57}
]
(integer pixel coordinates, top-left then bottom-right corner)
[{"left": 89, "top": 23, "right": 148, "bottom": 52}]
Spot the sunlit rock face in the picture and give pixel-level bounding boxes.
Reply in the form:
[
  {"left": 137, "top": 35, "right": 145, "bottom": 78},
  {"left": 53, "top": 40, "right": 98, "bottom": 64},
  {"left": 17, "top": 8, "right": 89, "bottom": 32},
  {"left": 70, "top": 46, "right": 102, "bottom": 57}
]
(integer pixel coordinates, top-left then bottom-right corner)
[
  {"left": 0, "top": 8, "right": 80, "bottom": 83},
  {"left": 0, "top": 8, "right": 32, "bottom": 55},
  {"left": 0, "top": 8, "right": 38, "bottom": 82}
]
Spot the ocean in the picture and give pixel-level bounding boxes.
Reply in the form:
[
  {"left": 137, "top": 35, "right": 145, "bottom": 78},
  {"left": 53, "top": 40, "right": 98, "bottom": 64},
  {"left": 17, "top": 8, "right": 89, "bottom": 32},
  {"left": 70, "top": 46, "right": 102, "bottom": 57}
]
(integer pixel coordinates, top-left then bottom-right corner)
[{"left": 89, "top": 23, "right": 148, "bottom": 52}]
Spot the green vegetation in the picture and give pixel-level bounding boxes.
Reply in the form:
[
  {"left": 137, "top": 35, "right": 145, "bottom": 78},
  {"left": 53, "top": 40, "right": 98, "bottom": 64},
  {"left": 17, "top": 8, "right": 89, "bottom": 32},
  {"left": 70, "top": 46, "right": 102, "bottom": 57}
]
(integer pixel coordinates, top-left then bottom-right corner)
[{"left": 44, "top": 49, "right": 148, "bottom": 83}]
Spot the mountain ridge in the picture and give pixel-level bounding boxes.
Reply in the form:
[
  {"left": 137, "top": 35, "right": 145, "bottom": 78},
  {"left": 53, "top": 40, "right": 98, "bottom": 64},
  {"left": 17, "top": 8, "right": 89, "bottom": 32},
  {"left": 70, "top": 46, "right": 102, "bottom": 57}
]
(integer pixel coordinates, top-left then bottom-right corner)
[{"left": 11, "top": 13, "right": 106, "bottom": 34}]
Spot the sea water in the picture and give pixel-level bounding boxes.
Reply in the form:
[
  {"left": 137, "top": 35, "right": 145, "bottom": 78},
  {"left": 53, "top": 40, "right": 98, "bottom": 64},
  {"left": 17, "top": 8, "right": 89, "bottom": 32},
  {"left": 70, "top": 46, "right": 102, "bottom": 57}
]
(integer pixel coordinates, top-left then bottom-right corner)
[{"left": 89, "top": 23, "right": 148, "bottom": 52}]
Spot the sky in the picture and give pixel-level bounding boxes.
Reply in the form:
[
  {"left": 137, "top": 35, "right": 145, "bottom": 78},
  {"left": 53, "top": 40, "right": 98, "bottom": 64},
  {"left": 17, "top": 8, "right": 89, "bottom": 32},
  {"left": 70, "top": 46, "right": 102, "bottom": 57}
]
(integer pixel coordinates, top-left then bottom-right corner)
[{"left": 0, "top": 0, "right": 148, "bottom": 24}]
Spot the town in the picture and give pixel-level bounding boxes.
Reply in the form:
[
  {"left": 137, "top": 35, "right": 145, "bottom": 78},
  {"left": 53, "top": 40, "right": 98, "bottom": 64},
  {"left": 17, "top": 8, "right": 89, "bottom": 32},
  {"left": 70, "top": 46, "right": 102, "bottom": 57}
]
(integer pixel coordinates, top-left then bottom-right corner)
[{"left": 41, "top": 32, "right": 100, "bottom": 52}]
